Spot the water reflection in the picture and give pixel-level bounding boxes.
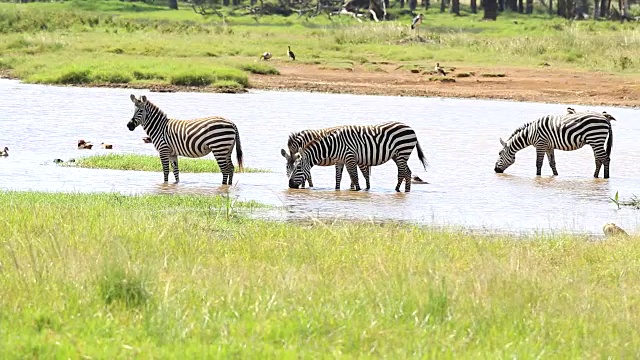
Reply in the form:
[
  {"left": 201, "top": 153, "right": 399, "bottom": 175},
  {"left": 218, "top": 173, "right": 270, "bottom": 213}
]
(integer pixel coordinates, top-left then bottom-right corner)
[{"left": 0, "top": 79, "right": 639, "bottom": 235}]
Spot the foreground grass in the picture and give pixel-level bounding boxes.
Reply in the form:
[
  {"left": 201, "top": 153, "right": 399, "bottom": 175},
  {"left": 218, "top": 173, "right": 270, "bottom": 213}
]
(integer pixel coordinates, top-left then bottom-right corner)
[
  {"left": 67, "top": 153, "right": 269, "bottom": 173},
  {"left": 0, "top": 1, "right": 639, "bottom": 89},
  {"left": 1, "top": 191, "right": 640, "bottom": 357}
]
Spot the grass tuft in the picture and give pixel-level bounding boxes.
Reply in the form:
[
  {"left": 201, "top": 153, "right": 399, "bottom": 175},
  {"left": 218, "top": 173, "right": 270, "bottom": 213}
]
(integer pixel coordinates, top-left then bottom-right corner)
[
  {"left": 238, "top": 63, "right": 280, "bottom": 75},
  {"left": 66, "top": 153, "right": 269, "bottom": 173},
  {"left": 98, "top": 264, "right": 151, "bottom": 308}
]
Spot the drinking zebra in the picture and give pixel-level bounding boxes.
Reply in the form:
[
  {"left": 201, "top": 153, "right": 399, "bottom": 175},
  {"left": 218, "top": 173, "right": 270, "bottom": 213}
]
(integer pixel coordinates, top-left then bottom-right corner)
[
  {"left": 127, "top": 94, "right": 243, "bottom": 185},
  {"left": 494, "top": 111, "right": 615, "bottom": 178},
  {"left": 281, "top": 126, "right": 372, "bottom": 190},
  {"left": 288, "top": 121, "right": 428, "bottom": 192}
]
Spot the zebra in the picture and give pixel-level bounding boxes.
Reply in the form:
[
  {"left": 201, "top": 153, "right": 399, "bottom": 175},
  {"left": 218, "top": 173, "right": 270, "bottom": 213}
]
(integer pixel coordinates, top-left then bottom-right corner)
[
  {"left": 127, "top": 94, "right": 243, "bottom": 185},
  {"left": 288, "top": 121, "right": 428, "bottom": 192},
  {"left": 494, "top": 111, "right": 615, "bottom": 178},
  {"left": 281, "top": 126, "right": 372, "bottom": 190}
]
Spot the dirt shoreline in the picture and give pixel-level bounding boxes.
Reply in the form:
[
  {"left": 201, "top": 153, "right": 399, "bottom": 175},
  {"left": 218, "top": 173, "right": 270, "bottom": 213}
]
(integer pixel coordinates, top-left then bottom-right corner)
[{"left": 3, "top": 64, "right": 638, "bottom": 108}]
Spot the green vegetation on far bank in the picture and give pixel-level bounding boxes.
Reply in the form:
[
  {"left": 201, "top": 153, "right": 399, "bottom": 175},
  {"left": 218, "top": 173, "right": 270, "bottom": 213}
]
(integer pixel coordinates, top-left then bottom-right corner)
[
  {"left": 65, "top": 153, "right": 270, "bottom": 173},
  {"left": 1, "top": 190, "right": 640, "bottom": 357},
  {"left": 0, "top": 0, "right": 639, "bottom": 90}
]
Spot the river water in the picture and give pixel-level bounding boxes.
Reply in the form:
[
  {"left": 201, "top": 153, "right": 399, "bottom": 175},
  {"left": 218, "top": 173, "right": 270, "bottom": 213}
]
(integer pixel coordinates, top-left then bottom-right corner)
[{"left": 0, "top": 79, "right": 638, "bottom": 235}]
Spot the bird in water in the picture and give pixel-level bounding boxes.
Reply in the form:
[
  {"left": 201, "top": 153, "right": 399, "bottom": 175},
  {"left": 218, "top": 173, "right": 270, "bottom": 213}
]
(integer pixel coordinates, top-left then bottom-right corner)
[
  {"left": 260, "top": 52, "right": 272, "bottom": 61},
  {"left": 435, "top": 63, "right": 447, "bottom": 76},
  {"left": 411, "top": 175, "right": 429, "bottom": 184},
  {"left": 53, "top": 158, "right": 63, "bottom": 164},
  {"left": 78, "top": 140, "right": 93, "bottom": 150},
  {"left": 101, "top": 143, "right": 113, "bottom": 149},
  {"left": 411, "top": 14, "right": 424, "bottom": 34},
  {"left": 603, "top": 223, "right": 630, "bottom": 238},
  {"left": 0, "top": 147, "right": 8, "bottom": 157},
  {"left": 287, "top": 46, "right": 296, "bottom": 61}
]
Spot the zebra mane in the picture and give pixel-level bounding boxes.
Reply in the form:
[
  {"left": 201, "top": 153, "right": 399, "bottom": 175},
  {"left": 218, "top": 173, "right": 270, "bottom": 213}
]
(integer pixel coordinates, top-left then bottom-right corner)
[
  {"left": 506, "top": 120, "right": 533, "bottom": 142},
  {"left": 144, "top": 99, "right": 168, "bottom": 119},
  {"left": 287, "top": 132, "right": 301, "bottom": 149}
]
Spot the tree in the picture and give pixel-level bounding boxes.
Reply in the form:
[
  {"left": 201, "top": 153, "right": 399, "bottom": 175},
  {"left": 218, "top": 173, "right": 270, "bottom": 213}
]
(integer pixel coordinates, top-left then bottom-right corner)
[
  {"left": 451, "top": 0, "right": 460, "bottom": 14},
  {"left": 471, "top": 0, "right": 477, "bottom": 13},
  {"left": 483, "top": 0, "right": 497, "bottom": 19},
  {"left": 169, "top": 0, "right": 178, "bottom": 9}
]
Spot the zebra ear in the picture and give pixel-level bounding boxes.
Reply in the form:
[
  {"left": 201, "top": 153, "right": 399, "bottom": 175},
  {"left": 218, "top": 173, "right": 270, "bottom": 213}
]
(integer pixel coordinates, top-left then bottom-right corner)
[
  {"left": 280, "top": 148, "right": 290, "bottom": 159},
  {"left": 130, "top": 94, "right": 137, "bottom": 103},
  {"left": 141, "top": 95, "right": 147, "bottom": 103},
  {"left": 500, "top": 138, "right": 506, "bottom": 147}
]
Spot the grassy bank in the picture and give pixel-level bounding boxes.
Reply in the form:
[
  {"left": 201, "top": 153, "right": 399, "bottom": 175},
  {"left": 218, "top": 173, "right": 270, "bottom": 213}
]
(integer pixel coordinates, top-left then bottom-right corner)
[
  {"left": 66, "top": 153, "right": 270, "bottom": 173},
  {"left": 0, "top": 1, "right": 639, "bottom": 90},
  {"left": 1, "top": 190, "right": 640, "bottom": 357}
]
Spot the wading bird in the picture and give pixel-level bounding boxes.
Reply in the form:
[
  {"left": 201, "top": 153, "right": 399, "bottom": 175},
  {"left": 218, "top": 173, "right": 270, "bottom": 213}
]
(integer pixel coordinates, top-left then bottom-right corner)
[
  {"left": 603, "top": 223, "right": 630, "bottom": 238},
  {"left": 435, "top": 63, "right": 447, "bottom": 76},
  {"left": 0, "top": 147, "right": 8, "bottom": 157},
  {"left": 260, "top": 52, "right": 272, "bottom": 61},
  {"left": 287, "top": 46, "right": 296, "bottom": 61},
  {"left": 411, "top": 14, "right": 424, "bottom": 34}
]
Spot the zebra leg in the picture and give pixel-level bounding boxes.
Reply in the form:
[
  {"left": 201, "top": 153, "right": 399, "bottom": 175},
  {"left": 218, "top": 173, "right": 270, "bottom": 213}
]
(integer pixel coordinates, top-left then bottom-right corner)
[
  {"left": 393, "top": 158, "right": 412, "bottom": 192},
  {"left": 535, "top": 148, "right": 545, "bottom": 176},
  {"left": 306, "top": 175, "right": 313, "bottom": 188},
  {"left": 344, "top": 156, "right": 361, "bottom": 191},
  {"left": 169, "top": 154, "right": 180, "bottom": 183},
  {"left": 546, "top": 149, "right": 558, "bottom": 176},
  {"left": 590, "top": 144, "right": 604, "bottom": 178},
  {"left": 159, "top": 152, "right": 171, "bottom": 182},
  {"left": 215, "top": 153, "right": 234, "bottom": 185},
  {"left": 358, "top": 165, "right": 371, "bottom": 190},
  {"left": 335, "top": 163, "right": 345, "bottom": 190},
  {"left": 604, "top": 157, "right": 610, "bottom": 179}
]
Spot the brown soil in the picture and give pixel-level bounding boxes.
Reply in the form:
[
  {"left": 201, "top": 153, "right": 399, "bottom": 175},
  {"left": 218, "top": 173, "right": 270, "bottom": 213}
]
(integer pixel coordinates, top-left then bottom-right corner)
[{"left": 249, "top": 63, "right": 640, "bottom": 108}]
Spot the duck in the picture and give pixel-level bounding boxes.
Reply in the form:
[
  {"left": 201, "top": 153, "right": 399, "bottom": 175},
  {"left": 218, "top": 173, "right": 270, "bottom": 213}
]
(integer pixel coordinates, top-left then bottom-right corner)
[
  {"left": 101, "top": 143, "right": 113, "bottom": 149},
  {"left": 142, "top": 137, "right": 152, "bottom": 143},
  {"left": 53, "top": 158, "right": 63, "bottom": 164},
  {"left": 603, "top": 223, "right": 630, "bottom": 238},
  {"left": 411, "top": 175, "right": 429, "bottom": 184},
  {"left": 0, "top": 147, "right": 8, "bottom": 157},
  {"left": 78, "top": 140, "right": 93, "bottom": 150},
  {"left": 435, "top": 63, "right": 447, "bottom": 76},
  {"left": 260, "top": 51, "right": 272, "bottom": 61},
  {"left": 287, "top": 45, "right": 296, "bottom": 61}
]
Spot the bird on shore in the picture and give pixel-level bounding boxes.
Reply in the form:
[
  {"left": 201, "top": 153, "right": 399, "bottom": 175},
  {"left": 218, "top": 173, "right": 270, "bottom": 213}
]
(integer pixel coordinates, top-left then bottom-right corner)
[
  {"left": 411, "top": 14, "right": 424, "bottom": 34},
  {"left": 603, "top": 223, "right": 630, "bottom": 238},
  {"left": 78, "top": 140, "right": 93, "bottom": 150},
  {"left": 287, "top": 45, "right": 296, "bottom": 61},
  {"left": 411, "top": 175, "right": 429, "bottom": 184},
  {"left": 143, "top": 137, "right": 152, "bottom": 143},
  {"left": 260, "top": 52, "right": 272, "bottom": 61},
  {"left": 566, "top": 107, "right": 576, "bottom": 114},
  {"left": 0, "top": 147, "right": 8, "bottom": 157},
  {"left": 435, "top": 63, "right": 447, "bottom": 76},
  {"left": 101, "top": 143, "right": 113, "bottom": 149}
]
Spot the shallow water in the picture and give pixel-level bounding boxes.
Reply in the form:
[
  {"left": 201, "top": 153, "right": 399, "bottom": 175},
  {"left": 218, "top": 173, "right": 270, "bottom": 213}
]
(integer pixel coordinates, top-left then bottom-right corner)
[{"left": 0, "top": 79, "right": 639, "bottom": 235}]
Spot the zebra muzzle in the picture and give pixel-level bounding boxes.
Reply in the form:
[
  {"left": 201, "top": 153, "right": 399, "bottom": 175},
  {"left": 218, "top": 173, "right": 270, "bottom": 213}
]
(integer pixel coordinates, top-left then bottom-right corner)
[
  {"left": 288, "top": 179, "right": 300, "bottom": 189},
  {"left": 494, "top": 167, "right": 504, "bottom": 173},
  {"left": 127, "top": 121, "right": 136, "bottom": 131}
]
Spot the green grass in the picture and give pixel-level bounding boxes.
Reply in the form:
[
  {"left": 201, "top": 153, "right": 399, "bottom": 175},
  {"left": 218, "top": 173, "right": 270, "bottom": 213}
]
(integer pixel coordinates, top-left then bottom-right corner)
[
  {"left": 1, "top": 1, "right": 640, "bottom": 90},
  {"left": 66, "top": 153, "right": 270, "bottom": 173},
  {"left": 1, "top": 190, "right": 640, "bottom": 357}
]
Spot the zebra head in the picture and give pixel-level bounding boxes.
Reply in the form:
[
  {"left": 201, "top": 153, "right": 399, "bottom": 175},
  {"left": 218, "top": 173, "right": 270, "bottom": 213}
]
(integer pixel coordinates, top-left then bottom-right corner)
[
  {"left": 127, "top": 94, "right": 148, "bottom": 131},
  {"left": 288, "top": 151, "right": 311, "bottom": 189},
  {"left": 280, "top": 148, "right": 295, "bottom": 178},
  {"left": 494, "top": 137, "right": 515, "bottom": 173}
]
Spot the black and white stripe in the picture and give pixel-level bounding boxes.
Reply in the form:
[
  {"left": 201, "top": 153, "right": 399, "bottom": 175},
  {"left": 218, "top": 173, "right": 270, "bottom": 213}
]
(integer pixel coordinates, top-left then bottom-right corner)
[
  {"left": 494, "top": 111, "right": 614, "bottom": 178},
  {"left": 288, "top": 121, "right": 428, "bottom": 192},
  {"left": 127, "top": 94, "right": 243, "bottom": 184},
  {"left": 281, "top": 126, "right": 372, "bottom": 190}
]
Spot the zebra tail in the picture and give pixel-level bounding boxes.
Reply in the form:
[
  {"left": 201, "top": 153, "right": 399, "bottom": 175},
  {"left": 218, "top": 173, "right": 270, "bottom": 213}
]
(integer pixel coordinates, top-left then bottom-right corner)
[
  {"left": 235, "top": 125, "right": 244, "bottom": 172},
  {"left": 606, "top": 122, "right": 613, "bottom": 158},
  {"left": 415, "top": 140, "right": 428, "bottom": 171}
]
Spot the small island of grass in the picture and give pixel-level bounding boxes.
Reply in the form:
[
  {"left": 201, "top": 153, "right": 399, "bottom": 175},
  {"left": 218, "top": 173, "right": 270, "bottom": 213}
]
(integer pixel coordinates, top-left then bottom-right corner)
[{"left": 64, "top": 153, "right": 270, "bottom": 173}]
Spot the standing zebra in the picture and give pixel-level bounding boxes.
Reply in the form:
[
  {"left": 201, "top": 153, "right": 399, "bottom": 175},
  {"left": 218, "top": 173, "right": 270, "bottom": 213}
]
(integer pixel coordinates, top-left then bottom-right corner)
[
  {"left": 288, "top": 121, "right": 428, "bottom": 192},
  {"left": 281, "top": 126, "right": 372, "bottom": 190},
  {"left": 494, "top": 111, "right": 614, "bottom": 178},
  {"left": 127, "top": 94, "right": 243, "bottom": 185}
]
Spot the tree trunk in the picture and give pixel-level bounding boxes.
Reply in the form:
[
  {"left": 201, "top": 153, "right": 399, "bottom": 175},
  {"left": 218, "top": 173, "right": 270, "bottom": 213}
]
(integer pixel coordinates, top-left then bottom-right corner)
[
  {"left": 451, "top": 0, "right": 460, "bottom": 13},
  {"left": 422, "top": 0, "right": 430, "bottom": 9},
  {"left": 594, "top": 0, "right": 600, "bottom": 18},
  {"left": 483, "top": 0, "right": 498, "bottom": 19},
  {"left": 525, "top": 0, "right": 533, "bottom": 13},
  {"left": 518, "top": 0, "right": 524, "bottom": 12},
  {"left": 548, "top": 0, "right": 553, "bottom": 14},
  {"left": 471, "top": 0, "right": 477, "bottom": 13},
  {"left": 400, "top": 0, "right": 405, "bottom": 7},
  {"left": 410, "top": 0, "right": 418, "bottom": 10},
  {"left": 507, "top": 0, "right": 517, "bottom": 11},
  {"left": 498, "top": 0, "right": 504, "bottom": 11},
  {"left": 440, "top": 0, "right": 446, "bottom": 12},
  {"left": 600, "top": 0, "right": 610, "bottom": 17},
  {"left": 168, "top": 0, "right": 178, "bottom": 9}
]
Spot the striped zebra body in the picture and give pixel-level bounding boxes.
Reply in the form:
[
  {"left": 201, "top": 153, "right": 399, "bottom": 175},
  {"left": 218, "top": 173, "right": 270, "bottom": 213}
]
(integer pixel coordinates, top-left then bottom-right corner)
[
  {"left": 281, "top": 126, "right": 372, "bottom": 190},
  {"left": 288, "top": 121, "right": 428, "bottom": 192},
  {"left": 494, "top": 111, "right": 614, "bottom": 178},
  {"left": 127, "top": 94, "right": 243, "bottom": 184}
]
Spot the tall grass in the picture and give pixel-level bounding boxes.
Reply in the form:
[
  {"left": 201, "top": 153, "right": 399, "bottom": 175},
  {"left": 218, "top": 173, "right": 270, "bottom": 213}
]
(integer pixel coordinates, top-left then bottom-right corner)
[
  {"left": 1, "top": 191, "right": 640, "bottom": 357},
  {"left": 68, "top": 153, "right": 269, "bottom": 173}
]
